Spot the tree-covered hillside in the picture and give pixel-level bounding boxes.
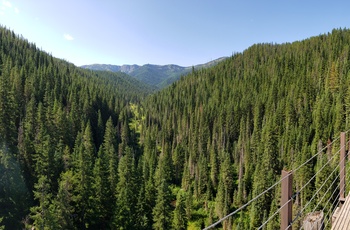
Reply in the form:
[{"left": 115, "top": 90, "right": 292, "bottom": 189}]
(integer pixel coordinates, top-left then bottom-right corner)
[
  {"left": 1, "top": 25, "right": 350, "bottom": 230},
  {"left": 138, "top": 28, "right": 350, "bottom": 229},
  {"left": 0, "top": 26, "right": 150, "bottom": 229}
]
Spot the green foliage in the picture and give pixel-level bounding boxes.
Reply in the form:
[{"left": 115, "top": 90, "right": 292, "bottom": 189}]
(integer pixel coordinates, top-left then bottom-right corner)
[
  {"left": 173, "top": 190, "right": 188, "bottom": 229},
  {"left": 114, "top": 147, "right": 137, "bottom": 229},
  {"left": 52, "top": 170, "right": 78, "bottom": 230},
  {"left": 0, "top": 143, "right": 28, "bottom": 229},
  {"left": 140, "top": 28, "right": 350, "bottom": 228},
  {"left": 0, "top": 25, "right": 150, "bottom": 229},
  {"left": 153, "top": 179, "right": 173, "bottom": 230},
  {"left": 0, "top": 217, "right": 4, "bottom": 230},
  {"left": 30, "top": 176, "right": 58, "bottom": 230},
  {"left": 90, "top": 147, "right": 113, "bottom": 228},
  {"left": 2, "top": 25, "right": 350, "bottom": 229}
]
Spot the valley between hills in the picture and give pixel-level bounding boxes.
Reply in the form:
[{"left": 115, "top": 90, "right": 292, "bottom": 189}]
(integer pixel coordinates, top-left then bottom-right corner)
[
  {"left": 0, "top": 26, "right": 349, "bottom": 229},
  {"left": 81, "top": 57, "right": 227, "bottom": 89}
]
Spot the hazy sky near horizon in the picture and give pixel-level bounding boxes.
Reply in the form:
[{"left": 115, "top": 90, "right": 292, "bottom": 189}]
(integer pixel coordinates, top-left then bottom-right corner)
[{"left": 1, "top": 0, "right": 350, "bottom": 66}]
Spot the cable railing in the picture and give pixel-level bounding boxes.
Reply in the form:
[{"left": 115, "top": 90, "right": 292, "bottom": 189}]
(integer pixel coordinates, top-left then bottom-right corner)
[
  {"left": 324, "top": 149, "right": 350, "bottom": 229},
  {"left": 307, "top": 162, "right": 342, "bottom": 229},
  {"left": 308, "top": 157, "right": 347, "bottom": 230},
  {"left": 298, "top": 148, "right": 348, "bottom": 230},
  {"left": 202, "top": 130, "right": 350, "bottom": 230},
  {"left": 288, "top": 144, "right": 345, "bottom": 229},
  {"left": 202, "top": 171, "right": 293, "bottom": 230}
]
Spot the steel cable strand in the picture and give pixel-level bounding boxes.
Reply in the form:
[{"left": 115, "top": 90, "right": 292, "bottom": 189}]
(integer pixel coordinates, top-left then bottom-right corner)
[
  {"left": 202, "top": 131, "right": 350, "bottom": 230},
  {"left": 302, "top": 171, "right": 340, "bottom": 230},
  {"left": 296, "top": 146, "right": 340, "bottom": 204},
  {"left": 287, "top": 133, "right": 349, "bottom": 230},
  {"left": 202, "top": 172, "right": 291, "bottom": 230},
  {"left": 291, "top": 133, "right": 344, "bottom": 174},
  {"left": 292, "top": 192, "right": 341, "bottom": 230},
  {"left": 264, "top": 163, "right": 342, "bottom": 230},
  {"left": 322, "top": 192, "right": 341, "bottom": 229},
  {"left": 324, "top": 174, "right": 347, "bottom": 228},
  {"left": 257, "top": 193, "right": 294, "bottom": 229},
  {"left": 310, "top": 152, "right": 346, "bottom": 214},
  {"left": 287, "top": 146, "right": 342, "bottom": 229},
  {"left": 307, "top": 168, "right": 343, "bottom": 230},
  {"left": 283, "top": 174, "right": 342, "bottom": 229},
  {"left": 309, "top": 151, "right": 348, "bottom": 230},
  {"left": 273, "top": 154, "right": 341, "bottom": 230},
  {"left": 285, "top": 208, "right": 304, "bottom": 230},
  {"left": 203, "top": 144, "right": 339, "bottom": 230},
  {"left": 321, "top": 188, "right": 342, "bottom": 229},
  {"left": 322, "top": 162, "right": 348, "bottom": 229}
]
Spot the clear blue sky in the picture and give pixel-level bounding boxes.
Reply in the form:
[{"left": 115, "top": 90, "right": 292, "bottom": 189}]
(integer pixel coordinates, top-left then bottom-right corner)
[{"left": 1, "top": 0, "right": 350, "bottom": 66}]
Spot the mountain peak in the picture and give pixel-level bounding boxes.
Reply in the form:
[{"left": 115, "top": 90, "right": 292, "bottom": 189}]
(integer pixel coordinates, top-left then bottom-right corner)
[{"left": 81, "top": 57, "right": 227, "bottom": 88}]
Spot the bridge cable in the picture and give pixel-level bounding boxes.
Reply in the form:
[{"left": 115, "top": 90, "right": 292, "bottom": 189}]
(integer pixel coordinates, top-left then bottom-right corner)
[
  {"left": 202, "top": 131, "right": 350, "bottom": 230},
  {"left": 308, "top": 152, "right": 348, "bottom": 230},
  {"left": 288, "top": 146, "right": 343, "bottom": 228},
  {"left": 257, "top": 154, "right": 343, "bottom": 230}
]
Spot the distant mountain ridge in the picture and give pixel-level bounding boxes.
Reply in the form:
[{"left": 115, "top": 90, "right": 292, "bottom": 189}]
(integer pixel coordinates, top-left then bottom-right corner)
[{"left": 81, "top": 57, "right": 227, "bottom": 88}]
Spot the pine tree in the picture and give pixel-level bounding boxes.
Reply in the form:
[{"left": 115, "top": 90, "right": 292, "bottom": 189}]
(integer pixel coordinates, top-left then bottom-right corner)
[
  {"left": 0, "top": 58, "right": 16, "bottom": 149},
  {"left": 52, "top": 170, "right": 77, "bottom": 230},
  {"left": 0, "top": 143, "right": 28, "bottom": 229},
  {"left": 266, "top": 189, "right": 280, "bottom": 230},
  {"left": 73, "top": 121, "right": 95, "bottom": 229},
  {"left": 173, "top": 190, "right": 188, "bottom": 230},
  {"left": 135, "top": 178, "right": 148, "bottom": 230},
  {"left": 153, "top": 179, "right": 172, "bottom": 230},
  {"left": 250, "top": 161, "right": 274, "bottom": 228},
  {"left": 114, "top": 147, "right": 136, "bottom": 229},
  {"left": 185, "top": 187, "right": 193, "bottom": 220},
  {"left": 315, "top": 151, "right": 335, "bottom": 217},
  {"left": 30, "top": 176, "right": 58, "bottom": 229},
  {"left": 154, "top": 144, "right": 173, "bottom": 186},
  {"left": 209, "top": 146, "right": 219, "bottom": 188},
  {"left": 136, "top": 156, "right": 156, "bottom": 230},
  {"left": 103, "top": 117, "right": 118, "bottom": 196},
  {"left": 96, "top": 110, "right": 105, "bottom": 148},
  {"left": 90, "top": 147, "right": 113, "bottom": 228},
  {"left": 327, "top": 61, "right": 339, "bottom": 94},
  {"left": 0, "top": 217, "right": 4, "bottom": 230},
  {"left": 17, "top": 95, "right": 37, "bottom": 190}
]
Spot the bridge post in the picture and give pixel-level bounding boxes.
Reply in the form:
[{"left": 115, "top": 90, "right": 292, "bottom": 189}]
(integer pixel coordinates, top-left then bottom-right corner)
[
  {"left": 340, "top": 132, "right": 346, "bottom": 204},
  {"left": 281, "top": 170, "right": 293, "bottom": 230}
]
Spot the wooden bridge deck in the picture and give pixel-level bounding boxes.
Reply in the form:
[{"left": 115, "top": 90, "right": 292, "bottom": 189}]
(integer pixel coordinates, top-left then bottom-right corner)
[{"left": 332, "top": 193, "right": 350, "bottom": 229}]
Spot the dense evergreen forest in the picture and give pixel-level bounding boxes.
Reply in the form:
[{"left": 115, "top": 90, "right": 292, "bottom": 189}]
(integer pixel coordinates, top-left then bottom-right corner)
[{"left": 1, "top": 25, "right": 350, "bottom": 229}]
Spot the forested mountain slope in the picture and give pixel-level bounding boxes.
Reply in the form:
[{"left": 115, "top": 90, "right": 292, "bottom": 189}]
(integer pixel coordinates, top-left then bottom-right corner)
[
  {"left": 138, "top": 28, "right": 350, "bottom": 229},
  {"left": 0, "top": 26, "right": 150, "bottom": 229},
  {"left": 2, "top": 25, "right": 350, "bottom": 230}
]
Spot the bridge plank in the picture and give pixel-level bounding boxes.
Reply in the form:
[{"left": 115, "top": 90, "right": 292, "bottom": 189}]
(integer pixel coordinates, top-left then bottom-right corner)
[{"left": 332, "top": 193, "right": 350, "bottom": 229}]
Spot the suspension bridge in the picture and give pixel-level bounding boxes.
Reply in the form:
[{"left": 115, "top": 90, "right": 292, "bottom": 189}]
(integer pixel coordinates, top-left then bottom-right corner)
[{"left": 203, "top": 131, "right": 350, "bottom": 230}]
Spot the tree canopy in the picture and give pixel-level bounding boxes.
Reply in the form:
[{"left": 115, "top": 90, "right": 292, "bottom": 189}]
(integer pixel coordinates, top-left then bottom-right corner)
[{"left": 1, "top": 25, "right": 350, "bottom": 229}]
